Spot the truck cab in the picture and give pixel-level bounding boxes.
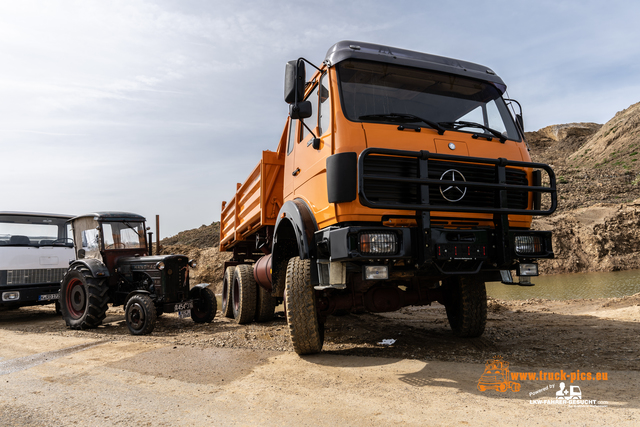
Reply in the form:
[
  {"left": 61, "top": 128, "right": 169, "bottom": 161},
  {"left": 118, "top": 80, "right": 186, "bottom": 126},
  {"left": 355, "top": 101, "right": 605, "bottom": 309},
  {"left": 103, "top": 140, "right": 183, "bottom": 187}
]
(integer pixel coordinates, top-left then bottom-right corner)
[
  {"left": 220, "top": 41, "right": 556, "bottom": 355},
  {"left": 0, "top": 212, "right": 74, "bottom": 310}
]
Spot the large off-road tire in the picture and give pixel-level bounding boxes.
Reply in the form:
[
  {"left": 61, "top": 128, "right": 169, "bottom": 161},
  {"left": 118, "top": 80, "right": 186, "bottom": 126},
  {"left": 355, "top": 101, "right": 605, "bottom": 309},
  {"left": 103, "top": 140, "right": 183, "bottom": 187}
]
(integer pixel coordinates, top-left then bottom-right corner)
[
  {"left": 443, "top": 276, "right": 487, "bottom": 337},
  {"left": 221, "top": 266, "right": 235, "bottom": 318},
  {"left": 60, "top": 268, "right": 109, "bottom": 329},
  {"left": 255, "top": 283, "right": 276, "bottom": 322},
  {"left": 232, "top": 264, "right": 257, "bottom": 324},
  {"left": 190, "top": 286, "right": 217, "bottom": 324},
  {"left": 125, "top": 294, "right": 157, "bottom": 335},
  {"left": 284, "top": 257, "right": 324, "bottom": 355}
]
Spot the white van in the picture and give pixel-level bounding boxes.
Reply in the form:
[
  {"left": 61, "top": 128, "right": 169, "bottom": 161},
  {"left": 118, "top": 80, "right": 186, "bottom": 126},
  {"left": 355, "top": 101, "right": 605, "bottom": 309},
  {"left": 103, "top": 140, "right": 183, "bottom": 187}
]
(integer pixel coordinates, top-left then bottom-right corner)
[{"left": 0, "top": 212, "right": 75, "bottom": 309}]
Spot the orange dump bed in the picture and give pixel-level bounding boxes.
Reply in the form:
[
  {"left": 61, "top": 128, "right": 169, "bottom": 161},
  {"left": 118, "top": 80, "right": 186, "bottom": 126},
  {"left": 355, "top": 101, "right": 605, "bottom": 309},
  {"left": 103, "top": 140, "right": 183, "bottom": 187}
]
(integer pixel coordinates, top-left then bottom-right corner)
[{"left": 220, "top": 150, "right": 284, "bottom": 251}]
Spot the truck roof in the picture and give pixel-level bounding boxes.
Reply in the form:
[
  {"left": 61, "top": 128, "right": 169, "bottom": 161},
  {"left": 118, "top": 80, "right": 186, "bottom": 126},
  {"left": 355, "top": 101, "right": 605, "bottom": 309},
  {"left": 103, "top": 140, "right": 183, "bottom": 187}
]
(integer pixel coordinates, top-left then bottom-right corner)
[
  {"left": 0, "top": 211, "right": 74, "bottom": 219},
  {"left": 70, "top": 212, "right": 146, "bottom": 222},
  {"left": 324, "top": 40, "right": 506, "bottom": 89}
]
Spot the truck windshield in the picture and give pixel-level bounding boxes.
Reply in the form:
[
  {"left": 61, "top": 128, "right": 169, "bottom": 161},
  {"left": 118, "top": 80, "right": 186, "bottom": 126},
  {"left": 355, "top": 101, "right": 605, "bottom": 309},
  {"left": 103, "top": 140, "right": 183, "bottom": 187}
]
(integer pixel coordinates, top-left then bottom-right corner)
[
  {"left": 336, "top": 59, "right": 520, "bottom": 141},
  {"left": 0, "top": 214, "right": 72, "bottom": 247}
]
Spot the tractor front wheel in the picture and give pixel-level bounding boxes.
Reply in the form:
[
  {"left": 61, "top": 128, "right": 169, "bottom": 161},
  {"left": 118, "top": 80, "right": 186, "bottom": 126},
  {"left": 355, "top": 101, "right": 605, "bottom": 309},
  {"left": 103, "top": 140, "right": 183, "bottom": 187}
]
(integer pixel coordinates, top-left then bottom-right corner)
[
  {"left": 125, "top": 294, "right": 157, "bottom": 335},
  {"left": 190, "top": 286, "right": 217, "bottom": 324}
]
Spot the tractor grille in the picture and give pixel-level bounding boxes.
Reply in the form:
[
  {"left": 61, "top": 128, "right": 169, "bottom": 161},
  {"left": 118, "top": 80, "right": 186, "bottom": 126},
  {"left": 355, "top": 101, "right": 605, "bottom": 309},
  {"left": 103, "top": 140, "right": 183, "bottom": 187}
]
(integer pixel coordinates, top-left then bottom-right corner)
[
  {"left": 0, "top": 268, "right": 67, "bottom": 286},
  {"left": 361, "top": 153, "right": 529, "bottom": 211}
]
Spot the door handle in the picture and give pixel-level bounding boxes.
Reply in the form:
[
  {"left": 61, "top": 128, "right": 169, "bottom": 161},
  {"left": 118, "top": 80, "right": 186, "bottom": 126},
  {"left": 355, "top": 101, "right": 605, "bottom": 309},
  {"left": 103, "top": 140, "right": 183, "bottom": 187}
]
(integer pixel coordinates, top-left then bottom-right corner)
[{"left": 292, "top": 168, "right": 301, "bottom": 177}]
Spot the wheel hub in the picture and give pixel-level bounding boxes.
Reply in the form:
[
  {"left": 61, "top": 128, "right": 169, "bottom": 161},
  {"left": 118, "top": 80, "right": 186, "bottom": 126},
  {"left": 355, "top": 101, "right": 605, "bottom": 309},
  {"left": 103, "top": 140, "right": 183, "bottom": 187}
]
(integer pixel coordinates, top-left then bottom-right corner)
[
  {"left": 127, "top": 303, "right": 145, "bottom": 329},
  {"left": 68, "top": 279, "right": 86, "bottom": 315}
]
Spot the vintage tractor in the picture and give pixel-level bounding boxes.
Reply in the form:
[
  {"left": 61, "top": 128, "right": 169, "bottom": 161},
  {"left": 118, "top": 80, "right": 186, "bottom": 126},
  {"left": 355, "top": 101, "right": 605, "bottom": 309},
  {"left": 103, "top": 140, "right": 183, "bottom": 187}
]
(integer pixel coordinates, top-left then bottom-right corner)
[{"left": 60, "top": 212, "right": 216, "bottom": 335}]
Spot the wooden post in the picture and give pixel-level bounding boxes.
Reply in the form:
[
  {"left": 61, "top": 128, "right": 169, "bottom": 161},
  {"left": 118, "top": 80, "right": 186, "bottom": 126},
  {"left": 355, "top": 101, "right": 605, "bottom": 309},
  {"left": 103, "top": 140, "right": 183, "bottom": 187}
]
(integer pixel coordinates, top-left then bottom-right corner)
[{"left": 156, "top": 215, "right": 160, "bottom": 253}]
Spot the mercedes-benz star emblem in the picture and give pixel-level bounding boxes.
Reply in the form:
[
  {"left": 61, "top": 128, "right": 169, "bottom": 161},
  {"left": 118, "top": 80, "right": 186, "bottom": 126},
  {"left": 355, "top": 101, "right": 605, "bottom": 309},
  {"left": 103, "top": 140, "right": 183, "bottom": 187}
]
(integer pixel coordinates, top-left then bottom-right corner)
[{"left": 439, "top": 169, "right": 467, "bottom": 202}]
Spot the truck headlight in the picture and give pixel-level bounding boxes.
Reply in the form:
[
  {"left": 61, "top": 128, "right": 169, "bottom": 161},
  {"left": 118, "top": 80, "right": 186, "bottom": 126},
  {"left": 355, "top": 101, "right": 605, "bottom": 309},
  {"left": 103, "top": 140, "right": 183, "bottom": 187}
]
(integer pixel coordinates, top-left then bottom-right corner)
[
  {"left": 359, "top": 232, "right": 397, "bottom": 255},
  {"left": 188, "top": 259, "right": 197, "bottom": 268},
  {"left": 364, "top": 265, "right": 389, "bottom": 280},
  {"left": 2, "top": 291, "right": 20, "bottom": 301},
  {"left": 514, "top": 235, "right": 543, "bottom": 255}
]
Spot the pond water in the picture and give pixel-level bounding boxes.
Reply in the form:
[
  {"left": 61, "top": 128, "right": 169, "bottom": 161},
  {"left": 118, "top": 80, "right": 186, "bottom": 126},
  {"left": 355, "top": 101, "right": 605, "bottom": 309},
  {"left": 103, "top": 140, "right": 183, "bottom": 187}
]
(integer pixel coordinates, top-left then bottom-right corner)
[{"left": 486, "top": 269, "right": 640, "bottom": 301}]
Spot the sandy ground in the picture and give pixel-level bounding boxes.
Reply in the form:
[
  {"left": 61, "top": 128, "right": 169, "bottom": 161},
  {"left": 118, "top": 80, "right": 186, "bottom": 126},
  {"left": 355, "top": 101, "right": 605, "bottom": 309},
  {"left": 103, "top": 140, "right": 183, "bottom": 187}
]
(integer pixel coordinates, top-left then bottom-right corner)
[{"left": 1, "top": 294, "right": 639, "bottom": 426}]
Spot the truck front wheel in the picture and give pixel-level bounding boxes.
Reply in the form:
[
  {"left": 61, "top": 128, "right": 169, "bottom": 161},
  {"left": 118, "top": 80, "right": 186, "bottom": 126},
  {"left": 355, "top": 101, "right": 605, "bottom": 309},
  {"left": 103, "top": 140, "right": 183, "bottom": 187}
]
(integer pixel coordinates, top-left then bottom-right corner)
[
  {"left": 60, "top": 268, "right": 109, "bottom": 329},
  {"left": 284, "top": 257, "right": 324, "bottom": 355},
  {"left": 443, "top": 276, "right": 487, "bottom": 337}
]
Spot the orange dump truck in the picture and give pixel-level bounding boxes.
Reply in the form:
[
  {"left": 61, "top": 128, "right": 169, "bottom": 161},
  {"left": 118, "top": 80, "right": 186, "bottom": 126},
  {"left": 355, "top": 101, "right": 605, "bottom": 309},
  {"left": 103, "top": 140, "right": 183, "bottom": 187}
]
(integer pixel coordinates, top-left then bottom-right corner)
[{"left": 220, "top": 41, "right": 557, "bottom": 355}]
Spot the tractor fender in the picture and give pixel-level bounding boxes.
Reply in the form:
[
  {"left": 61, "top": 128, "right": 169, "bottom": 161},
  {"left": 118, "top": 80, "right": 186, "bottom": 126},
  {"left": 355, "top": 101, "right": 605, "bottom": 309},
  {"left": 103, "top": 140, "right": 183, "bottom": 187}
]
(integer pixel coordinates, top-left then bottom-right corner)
[
  {"left": 189, "top": 283, "right": 211, "bottom": 299},
  {"left": 125, "top": 289, "right": 151, "bottom": 303},
  {"left": 272, "top": 199, "right": 319, "bottom": 286},
  {"left": 69, "top": 259, "right": 110, "bottom": 279}
]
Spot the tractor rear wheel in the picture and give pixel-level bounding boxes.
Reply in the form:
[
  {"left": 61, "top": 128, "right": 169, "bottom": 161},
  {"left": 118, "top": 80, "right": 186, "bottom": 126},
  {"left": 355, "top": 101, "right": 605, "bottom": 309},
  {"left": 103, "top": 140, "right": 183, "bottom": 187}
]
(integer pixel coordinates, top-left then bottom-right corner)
[
  {"left": 443, "top": 276, "right": 487, "bottom": 337},
  {"left": 125, "top": 294, "right": 157, "bottom": 335},
  {"left": 232, "top": 264, "right": 257, "bottom": 324},
  {"left": 60, "top": 268, "right": 109, "bottom": 329},
  {"left": 221, "top": 266, "right": 235, "bottom": 318},
  {"left": 284, "top": 257, "right": 324, "bottom": 355},
  {"left": 190, "top": 286, "right": 217, "bottom": 323}
]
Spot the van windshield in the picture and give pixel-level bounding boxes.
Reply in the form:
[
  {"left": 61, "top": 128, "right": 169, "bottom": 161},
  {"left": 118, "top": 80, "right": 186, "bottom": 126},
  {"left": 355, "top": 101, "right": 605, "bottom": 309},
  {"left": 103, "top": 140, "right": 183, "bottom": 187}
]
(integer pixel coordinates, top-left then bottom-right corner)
[
  {"left": 0, "top": 214, "right": 72, "bottom": 247},
  {"left": 336, "top": 59, "right": 520, "bottom": 141}
]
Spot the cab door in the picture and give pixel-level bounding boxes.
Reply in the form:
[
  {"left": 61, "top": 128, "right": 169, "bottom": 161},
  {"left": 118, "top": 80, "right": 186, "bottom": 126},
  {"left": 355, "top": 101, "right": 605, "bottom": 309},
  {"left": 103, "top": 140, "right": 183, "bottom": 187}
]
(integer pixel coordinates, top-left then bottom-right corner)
[{"left": 289, "top": 73, "right": 334, "bottom": 226}]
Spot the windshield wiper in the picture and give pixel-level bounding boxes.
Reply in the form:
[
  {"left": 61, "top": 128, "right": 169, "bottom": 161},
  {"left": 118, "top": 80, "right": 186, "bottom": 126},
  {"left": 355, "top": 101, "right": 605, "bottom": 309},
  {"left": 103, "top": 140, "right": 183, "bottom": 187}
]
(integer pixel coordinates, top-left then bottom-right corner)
[
  {"left": 439, "top": 121, "right": 506, "bottom": 143},
  {"left": 359, "top": 113, "right": 445, "bottom": 135}
]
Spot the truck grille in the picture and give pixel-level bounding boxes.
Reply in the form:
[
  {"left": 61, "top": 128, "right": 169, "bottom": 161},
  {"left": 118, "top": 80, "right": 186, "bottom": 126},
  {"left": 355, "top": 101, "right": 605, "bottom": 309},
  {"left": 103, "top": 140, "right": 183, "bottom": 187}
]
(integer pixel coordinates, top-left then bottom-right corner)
[
  {"left": 356, "top": 147, "right": 560, "bottom": 216},
  {"left": 362, "top": 156, "right": 528, "bottom": 210},
  {"left": 1, "top": 268, "right": 67, "bottom": 286}
]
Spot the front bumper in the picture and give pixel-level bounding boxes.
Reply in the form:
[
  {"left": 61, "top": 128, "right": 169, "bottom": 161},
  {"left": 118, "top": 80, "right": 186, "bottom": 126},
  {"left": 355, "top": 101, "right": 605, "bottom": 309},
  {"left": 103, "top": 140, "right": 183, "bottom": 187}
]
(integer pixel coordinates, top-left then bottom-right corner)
[{"left": 0, "top": 283, "right": 60, "bottom": 307}]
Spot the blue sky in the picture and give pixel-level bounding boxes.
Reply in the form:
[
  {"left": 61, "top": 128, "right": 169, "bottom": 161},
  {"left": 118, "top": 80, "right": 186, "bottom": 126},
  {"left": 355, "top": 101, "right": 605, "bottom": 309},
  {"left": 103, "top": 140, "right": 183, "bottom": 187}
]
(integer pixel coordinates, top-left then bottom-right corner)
[{"left": 1, "top": 0, "right": 639, "bottom": 238}]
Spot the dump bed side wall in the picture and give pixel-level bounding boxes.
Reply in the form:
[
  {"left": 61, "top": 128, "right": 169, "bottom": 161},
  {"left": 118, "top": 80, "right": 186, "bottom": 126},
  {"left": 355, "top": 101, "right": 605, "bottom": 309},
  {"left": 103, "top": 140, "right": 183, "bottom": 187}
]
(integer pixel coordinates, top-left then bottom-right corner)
[{"left": 220, "top": 150, "right": 284, "bottom": 251}]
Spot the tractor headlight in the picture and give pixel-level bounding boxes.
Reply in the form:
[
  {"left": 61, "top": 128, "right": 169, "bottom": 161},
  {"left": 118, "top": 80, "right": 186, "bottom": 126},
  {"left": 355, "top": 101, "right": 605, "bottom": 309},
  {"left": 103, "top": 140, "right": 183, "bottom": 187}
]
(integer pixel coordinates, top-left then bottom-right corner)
[
  {"left": 155, "top": 261, "right": 165, "bottom": 271},
  {"left": 359, "top": 232, "right": 398, "bottom": 255},
  {"left": 188, "top": 259, "right": 197, "bottom": 268}
]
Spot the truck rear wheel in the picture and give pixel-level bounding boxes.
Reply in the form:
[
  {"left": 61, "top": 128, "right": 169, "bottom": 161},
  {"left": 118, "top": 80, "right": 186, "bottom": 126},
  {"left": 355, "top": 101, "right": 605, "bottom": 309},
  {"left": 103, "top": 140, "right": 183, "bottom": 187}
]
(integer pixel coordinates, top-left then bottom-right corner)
[
  {"left": 125, "top": 294, "right": 156, "bottom": 335},
  {"left": 190, "top": 286, "right": 217, "bottom": 323},
  {"left": 232, "top": 264, "right": 257, "bottom": 324},
  {"left": 60, "top": 268, "right": 109, "bottom": 330},
  {"left": 284, "top": 257, "right": 324, "bottom": 355},
  {"left": 221, "top": 266, "right": 235, "bottom": 318},
  {"left": 255, "top": 283, "right": 276, "bottom": 322},
  {"left": 443, "top": 276, "right": 487, "bottom": 337}
]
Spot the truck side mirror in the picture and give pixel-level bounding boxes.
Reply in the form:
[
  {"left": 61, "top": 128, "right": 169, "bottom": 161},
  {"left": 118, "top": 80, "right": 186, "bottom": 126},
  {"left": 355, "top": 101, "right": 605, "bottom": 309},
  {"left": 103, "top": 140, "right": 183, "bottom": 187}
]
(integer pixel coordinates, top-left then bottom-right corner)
[
  {"left": 284, "top": 60, "right": 305, "bottom": 104},
  {"left": 289, "top": 100, "right": 312, "bottom": 120}
]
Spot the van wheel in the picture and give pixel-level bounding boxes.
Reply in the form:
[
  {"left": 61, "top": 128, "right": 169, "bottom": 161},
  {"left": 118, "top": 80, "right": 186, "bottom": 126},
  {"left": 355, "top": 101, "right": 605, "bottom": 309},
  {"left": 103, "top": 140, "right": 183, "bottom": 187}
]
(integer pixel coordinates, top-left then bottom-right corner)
[
  {"left": 232, "top": 264, "right": 257, "bottom": 324},
  {"left": 190, "top": 286, "right": 217, "bottom": 323},
  {"left": 443, "top": 276, "right": 487, "bottom": 337},
  {"left": 60, "top": 268, "right": 109, "bottom": 329},
  {"left": 125, "top": 294, "right": 156, "bottom": 335},
  {"left": 221, "top": 266, "right": 235, "bottom": 318},
  {"left": 285, "top": 257, "right": 324, "bottom": 355},
  {"left": 255, "top": 283, "right": 276, "bottom": 322}
]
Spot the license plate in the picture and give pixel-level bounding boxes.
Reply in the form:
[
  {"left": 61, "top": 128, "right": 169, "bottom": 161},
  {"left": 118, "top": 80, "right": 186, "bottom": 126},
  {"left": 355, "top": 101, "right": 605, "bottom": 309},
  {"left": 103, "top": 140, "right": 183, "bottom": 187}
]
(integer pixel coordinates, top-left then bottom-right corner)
[
  {"left": 173, "top": 301, "right": 193, "bottom": 312},
  {"left": 178, "top": 309, "right": 191, "bottom": 319},
  {"left": 38, "top": 293, "right": 59, "bottom": 301}
]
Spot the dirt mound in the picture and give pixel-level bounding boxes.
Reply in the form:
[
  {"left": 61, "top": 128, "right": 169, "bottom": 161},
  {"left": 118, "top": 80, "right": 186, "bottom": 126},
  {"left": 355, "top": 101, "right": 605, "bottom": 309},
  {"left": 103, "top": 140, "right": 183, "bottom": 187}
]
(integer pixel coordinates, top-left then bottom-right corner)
[
  {"left": 570, "top": 101, "right": 640, "bottom": 169},
  {"left": 161, "top": 222, "right": 220, "bottom": 248},
  {"left": 534, "top": 200, "right": 640, "bottom": 273}
]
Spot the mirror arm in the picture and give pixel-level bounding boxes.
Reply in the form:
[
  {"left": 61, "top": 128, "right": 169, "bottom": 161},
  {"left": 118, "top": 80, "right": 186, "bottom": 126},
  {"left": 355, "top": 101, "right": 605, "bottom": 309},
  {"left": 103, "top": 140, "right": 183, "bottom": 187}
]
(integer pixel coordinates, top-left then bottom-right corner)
[{"left": 300, "top": 120, "right": 321, "bottom": 149}]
